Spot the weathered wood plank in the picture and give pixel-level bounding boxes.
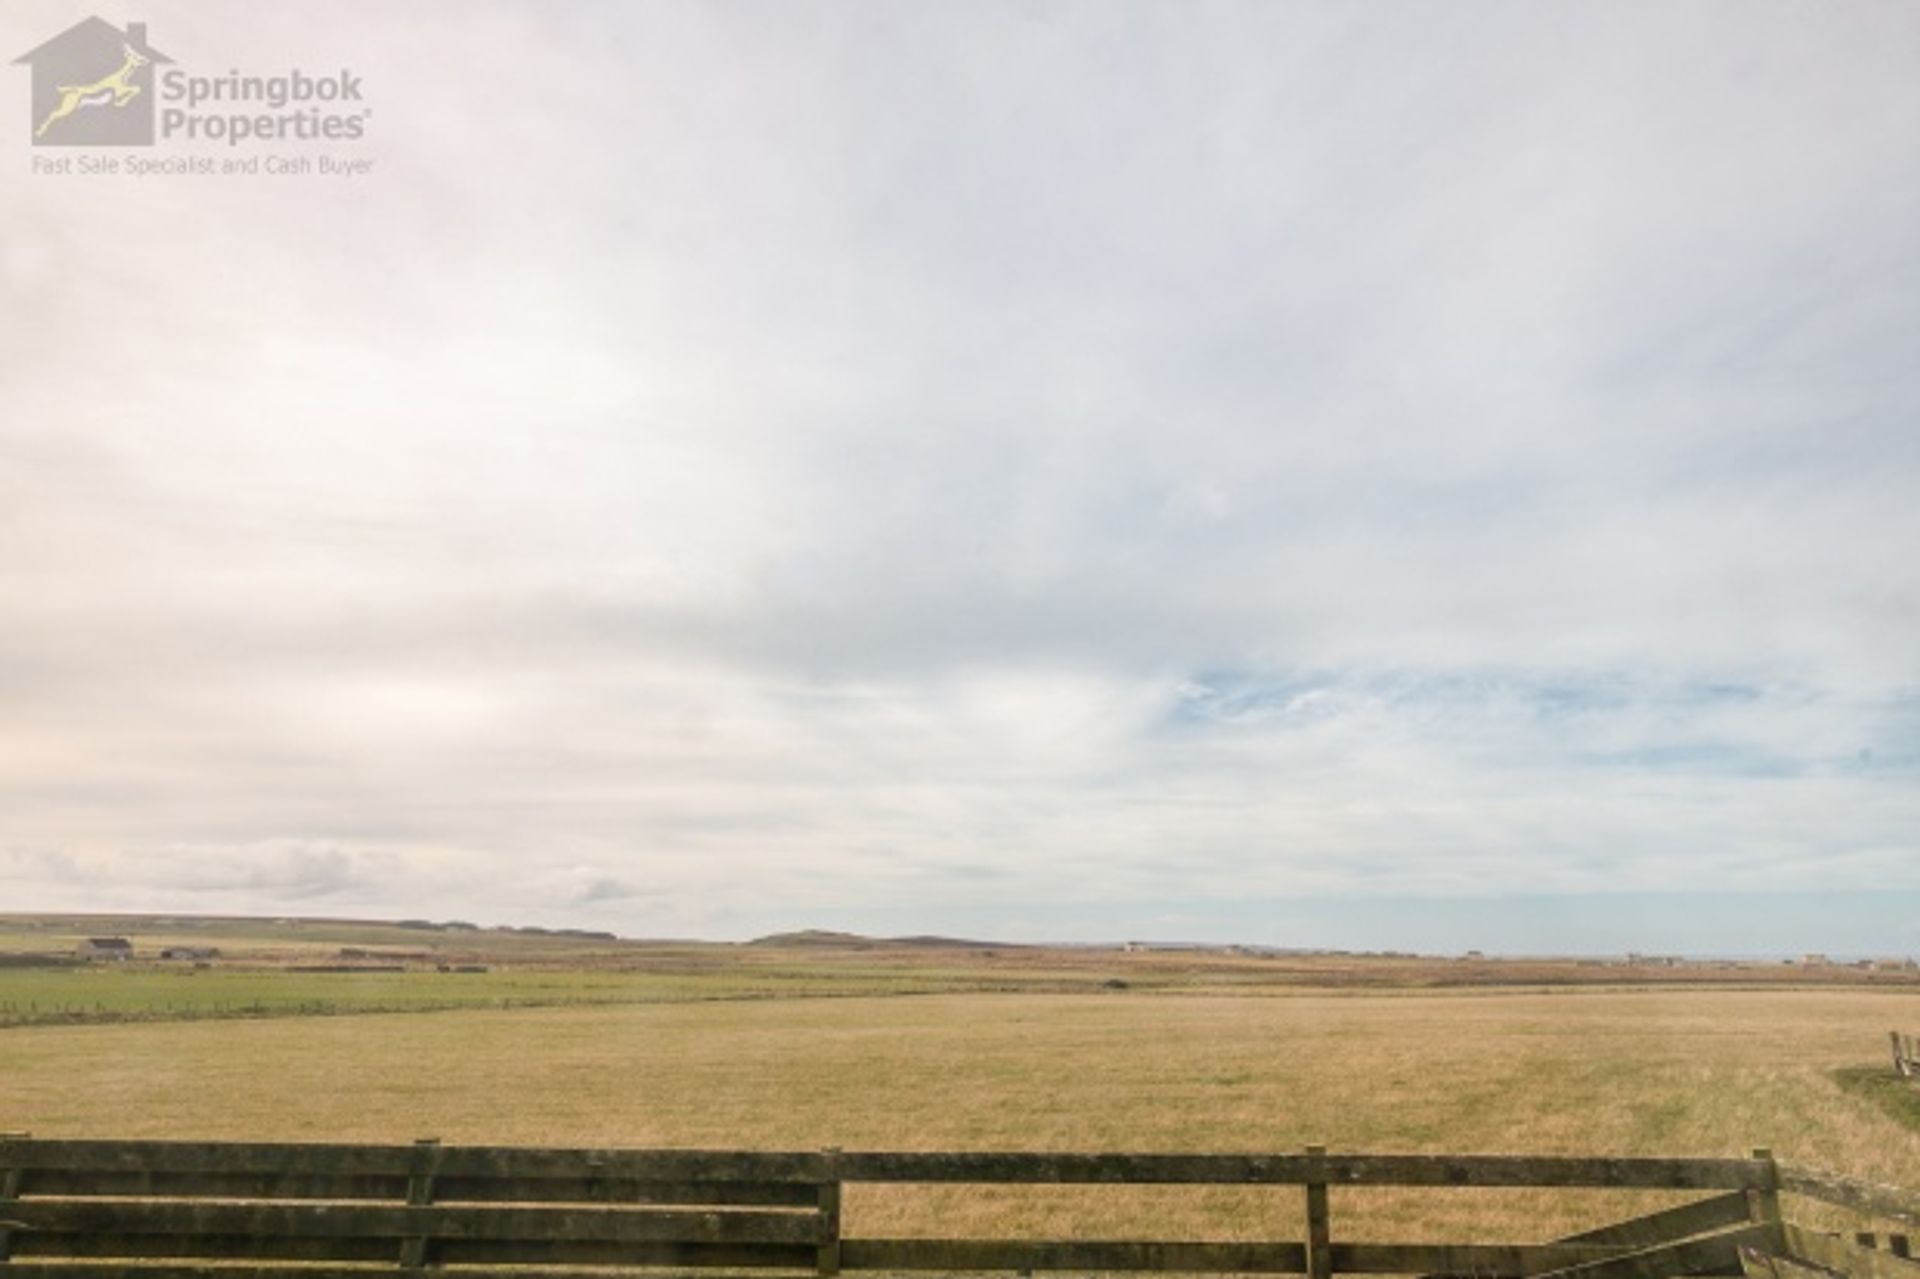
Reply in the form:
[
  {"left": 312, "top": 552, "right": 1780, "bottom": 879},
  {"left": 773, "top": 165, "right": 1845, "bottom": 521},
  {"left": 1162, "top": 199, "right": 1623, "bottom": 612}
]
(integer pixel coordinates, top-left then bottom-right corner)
[
  {"left": 0, "top": 1154, "right": 23, "bottom": 1262},
  {"left": 1739, "top": 1245, "right": 1844, "bottom": 1279},
  {"left": 4, "top": 1199, "right": 825, "bottom": 1244},
  {"left": 16, "top": 1169, "right": 409, "bottom": 1200},
  {"left": 1305, "top": 1145, "right": 1332, "bottom": 1279},
  {"left": 0, "top": 1268, "right": 394, "bottom": 1279},
  {"left": 1746, "top": 1149, "right": 1788, "bottom": 1254},
  {"left": 7, "top": 1234, "right": 395, "bottom": 1262},
  {"left": 0, "top": 1139, "right": 1764, "bottom": 1190},
  {"left": 1412, "top": 1195, "right": 1756, "bottom": 1279},
  {"left": 0, "top": 1139, "right": 422, "bottom": 1178},
  {"left": 430, "top": 1177, "right": 822, "bottom": 1206},
  {"left": 0, "top": 1267, "right": 810, "bottom": 1279},
  {"left": 832, "top": 1152, "right": 1767, "bottom": 1189},
  {"left": 1561, "top": 1192, "right": 1754, "bottom": 1250},
  {"left": 1522, "top": 1224, "right": 1766, "bottom": 1279},
  {"left": 14, "top": 1167, "right": 815, "bottom": 1205},
  {"left": 1335, "top": 1242, "right": 1633, "bottom": 1274},
  {"left": 10, "top": 1231, "right": 816, "bottom": 1268},
  {"left": 424, "top": 1238, "right": 823, "bottom": 1267},
  {"left": 817, "top": 1149, "right": 843, "bottom": 1277},
  {"left": 397, "top": 1137, "right": 440, "bottom": 1270},
  {"left": 842, "top": 1238, "right": 1310, "bottom": 1271},
  {"left": 1780, "top": 1168, "right": 1920, "bottom": 1230},
  {"left": 430, "top": 1145, "right": 831, "bottom": 1184},
  {"left": 1784, "top": 1225, "right": 1920, "bottom": 1279},
  {"left": 0, "top": 1139, "right": 832, "bottom": 1184}
]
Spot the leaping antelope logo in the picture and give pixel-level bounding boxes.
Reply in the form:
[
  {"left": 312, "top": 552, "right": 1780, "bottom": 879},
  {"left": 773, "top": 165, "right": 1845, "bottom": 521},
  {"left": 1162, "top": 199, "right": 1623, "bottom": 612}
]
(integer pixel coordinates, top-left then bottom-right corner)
[
  {"left": 35, "top": 41, "right": 148, "bottom": 138},
  {"left": 15, "top": 18, "right": 171, "bottom": 147}
]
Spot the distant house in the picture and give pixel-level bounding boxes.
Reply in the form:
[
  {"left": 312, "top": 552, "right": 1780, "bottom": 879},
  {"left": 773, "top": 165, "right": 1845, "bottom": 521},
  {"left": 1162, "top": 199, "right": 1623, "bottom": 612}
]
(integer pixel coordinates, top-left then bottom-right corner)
[
  {"left": 77, "top": 937, "right": 133, "bottom": 960},
  {"left": 1799, "top": 953, "right": 1831, "bottom": 967}
]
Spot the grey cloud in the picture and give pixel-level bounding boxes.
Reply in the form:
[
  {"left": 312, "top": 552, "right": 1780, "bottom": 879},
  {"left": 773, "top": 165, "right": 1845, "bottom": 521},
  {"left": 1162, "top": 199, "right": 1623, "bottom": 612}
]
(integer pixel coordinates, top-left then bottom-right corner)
[{"left": 577, "top": 877, "right": 650, "bottom": 905}]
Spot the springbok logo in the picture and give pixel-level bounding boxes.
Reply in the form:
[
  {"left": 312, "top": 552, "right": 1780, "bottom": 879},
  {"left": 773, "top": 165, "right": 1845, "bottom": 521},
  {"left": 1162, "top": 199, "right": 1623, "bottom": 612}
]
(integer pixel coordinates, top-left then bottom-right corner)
[
  {"left": 14, "top": 17, "right": 172, "bottom": 146},
  {"left": 35, "top": 41, "right": 149, "bottom": 138}
]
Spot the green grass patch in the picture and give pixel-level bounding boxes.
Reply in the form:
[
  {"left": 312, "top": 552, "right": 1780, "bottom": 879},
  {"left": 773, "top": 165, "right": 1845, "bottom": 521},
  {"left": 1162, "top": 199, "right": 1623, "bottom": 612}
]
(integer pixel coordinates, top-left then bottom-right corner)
[
  {"left": 0, "top": 959, "right": 1139, "bottom": 1028},
  {"left": 1834, "top": 1065, "right": 1920, "bottom": 1132}
]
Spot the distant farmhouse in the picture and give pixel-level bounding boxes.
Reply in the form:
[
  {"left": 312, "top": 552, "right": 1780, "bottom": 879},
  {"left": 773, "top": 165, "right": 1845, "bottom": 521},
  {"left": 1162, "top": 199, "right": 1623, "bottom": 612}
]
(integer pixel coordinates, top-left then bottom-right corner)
[{"left": 76, "top": 937, "right": 133, "bottom": 960}]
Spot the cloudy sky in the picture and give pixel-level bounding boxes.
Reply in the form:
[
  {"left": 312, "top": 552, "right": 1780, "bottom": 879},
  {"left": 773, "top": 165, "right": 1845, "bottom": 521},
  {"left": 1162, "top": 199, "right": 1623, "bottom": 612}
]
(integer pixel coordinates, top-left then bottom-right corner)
[{"left": 3, "top": 1, "right": 1917, "bottom": 952}]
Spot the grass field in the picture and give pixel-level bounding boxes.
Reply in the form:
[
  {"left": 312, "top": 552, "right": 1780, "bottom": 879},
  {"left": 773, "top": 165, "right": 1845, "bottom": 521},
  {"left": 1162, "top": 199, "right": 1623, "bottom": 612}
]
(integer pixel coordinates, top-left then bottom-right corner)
[
  {"left": 5, "top": 915, "right": 1919, "bottom": 1247},
  {"left": 0, "top": 961, "right": 1053, "bottom": 1025},
  {"left": 6, "top": 973, "right": 1919, "bottom": 1243}
]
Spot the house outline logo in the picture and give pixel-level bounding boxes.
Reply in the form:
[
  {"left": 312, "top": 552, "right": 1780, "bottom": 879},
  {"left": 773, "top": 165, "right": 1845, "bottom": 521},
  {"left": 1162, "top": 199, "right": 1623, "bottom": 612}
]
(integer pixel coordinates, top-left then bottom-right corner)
[{"left": 14, "top": 16, "right": 172, "bottom": 146}]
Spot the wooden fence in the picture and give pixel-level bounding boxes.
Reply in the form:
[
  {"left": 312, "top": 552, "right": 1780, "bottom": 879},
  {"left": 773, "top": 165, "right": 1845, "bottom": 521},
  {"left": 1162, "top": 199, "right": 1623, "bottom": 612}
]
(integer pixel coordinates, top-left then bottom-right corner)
[
  {"left": 1893, "top": 1032, "right": 1919, "bottom": 1080},
  {"left": 1, "top": 1136, "right": 1917, "bottom": 1279}
]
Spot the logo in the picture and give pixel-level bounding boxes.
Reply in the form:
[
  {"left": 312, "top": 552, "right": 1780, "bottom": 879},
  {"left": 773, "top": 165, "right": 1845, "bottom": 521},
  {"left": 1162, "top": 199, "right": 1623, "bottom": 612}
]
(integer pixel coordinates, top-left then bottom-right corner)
[
  {"left": 14, "top": 16, "right": 170, "bottom": 146},
  {"left": 16, "top": 18, "right": 373, "bottom": 163}
]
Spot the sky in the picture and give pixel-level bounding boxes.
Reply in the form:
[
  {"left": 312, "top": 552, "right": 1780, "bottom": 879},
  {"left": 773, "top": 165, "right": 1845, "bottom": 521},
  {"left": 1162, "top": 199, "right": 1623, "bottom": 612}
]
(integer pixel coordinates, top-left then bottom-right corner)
[{"left": 2, "top": 1, "right": 1917, "bottom": 954}]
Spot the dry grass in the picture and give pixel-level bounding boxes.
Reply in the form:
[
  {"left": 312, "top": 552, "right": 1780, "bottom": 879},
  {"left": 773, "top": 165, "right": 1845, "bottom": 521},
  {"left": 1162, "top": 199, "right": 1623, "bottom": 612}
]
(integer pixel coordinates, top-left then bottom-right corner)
[{"left": 6, "top": 985, "right": 1919, "bottom": 1242}]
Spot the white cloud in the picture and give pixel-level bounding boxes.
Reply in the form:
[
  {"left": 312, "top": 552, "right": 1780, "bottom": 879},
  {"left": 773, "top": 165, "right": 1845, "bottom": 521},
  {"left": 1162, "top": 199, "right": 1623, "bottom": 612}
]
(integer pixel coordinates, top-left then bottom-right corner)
[{"left": 1, "top": 0, "right": 1916, "bottom": 942}]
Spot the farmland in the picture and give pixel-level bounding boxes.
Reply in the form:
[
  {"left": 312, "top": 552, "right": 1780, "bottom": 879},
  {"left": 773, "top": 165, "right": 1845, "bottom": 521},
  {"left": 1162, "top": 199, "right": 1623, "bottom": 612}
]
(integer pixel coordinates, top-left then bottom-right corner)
[
  {"left": 6, "top": 914, "right": 1917, "bottom": 1030},
  {"left": 3, "top": 914, "right": 1919, "bottom": 1244}
]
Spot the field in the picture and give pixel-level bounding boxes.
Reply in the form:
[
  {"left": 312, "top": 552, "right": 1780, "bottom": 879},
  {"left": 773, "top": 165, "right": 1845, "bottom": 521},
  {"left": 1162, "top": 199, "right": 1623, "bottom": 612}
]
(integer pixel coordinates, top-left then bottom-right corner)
[{"left": 4, "top": 915, "right": 1920, "bottom": 1245}]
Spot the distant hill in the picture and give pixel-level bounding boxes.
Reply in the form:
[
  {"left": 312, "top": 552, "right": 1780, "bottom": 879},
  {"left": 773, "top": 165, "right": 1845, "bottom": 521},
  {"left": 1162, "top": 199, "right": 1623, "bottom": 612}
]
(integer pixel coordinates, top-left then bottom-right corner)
[
  {"left": 747, "top": 930, "right": 878, "bottom": 948},
  {"left": 0, "top": 912, "right": 637, "bottom": 955},
  {"left": 747, "top": 929, "right": 1015, "bottom": 950}
]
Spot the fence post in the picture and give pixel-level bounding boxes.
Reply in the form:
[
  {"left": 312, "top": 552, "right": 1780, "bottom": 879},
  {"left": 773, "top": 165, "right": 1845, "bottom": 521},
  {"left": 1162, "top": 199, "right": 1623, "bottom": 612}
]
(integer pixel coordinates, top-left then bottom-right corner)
[
  {"left": 1895, "top": 1033, "right": 1912, "bottom": 1078},
  {"left": 1305, "top": 1144, "right": 1333, "bottom": 1279},
  {"left": 818, "top": 1146, "right": 843, "bottom": 1277},
  {"left": 400, "top": 1136, "right": 442, "bottom": 1271},
  {"left": 0, "top": 1130, "right": 28, "bottom": 1264},
  {"left": 1747, "top": 1147, "right": 1786, "bottom": 1252}
]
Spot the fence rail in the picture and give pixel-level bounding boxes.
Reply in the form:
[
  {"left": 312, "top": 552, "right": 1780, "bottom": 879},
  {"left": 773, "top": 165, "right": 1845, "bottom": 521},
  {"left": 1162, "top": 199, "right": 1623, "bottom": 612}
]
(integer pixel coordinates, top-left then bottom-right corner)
[{"left": 2, "top": 1136, "right": 1917, "bottom": 1279}]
